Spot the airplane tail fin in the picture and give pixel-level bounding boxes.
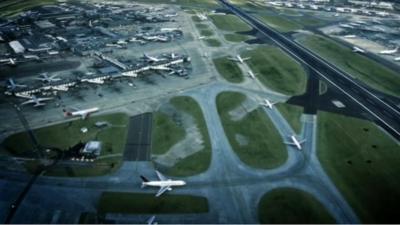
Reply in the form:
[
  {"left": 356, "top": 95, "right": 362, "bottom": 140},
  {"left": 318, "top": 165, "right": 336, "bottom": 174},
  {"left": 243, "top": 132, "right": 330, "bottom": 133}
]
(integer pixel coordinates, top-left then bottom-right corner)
[
  {"left": 63, "top": 109, "right": 72, "bottom": 117},
  {"left": 140, "top": 175, "right": 149, "bottom": 188}
]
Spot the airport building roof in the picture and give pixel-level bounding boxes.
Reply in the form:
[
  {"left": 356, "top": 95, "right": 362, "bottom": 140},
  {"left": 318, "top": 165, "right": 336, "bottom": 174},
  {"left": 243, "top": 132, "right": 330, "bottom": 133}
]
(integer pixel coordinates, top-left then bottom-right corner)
[
  {"left": 34, "top": 20, "right": 56, "bottom": 29},
  {"left": 8, "top": 40, "right": 25, "bottom": 53}
]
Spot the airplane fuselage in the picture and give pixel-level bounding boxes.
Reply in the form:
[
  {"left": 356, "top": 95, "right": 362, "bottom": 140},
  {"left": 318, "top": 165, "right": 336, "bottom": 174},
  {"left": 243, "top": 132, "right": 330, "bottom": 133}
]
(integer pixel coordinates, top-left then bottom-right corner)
[
  {"left": 248, "top": 71, "right": 256, "bottom": 79},
  {"left": 143, "top": 180, "right": 186, "bottom": 187},
  {"left": 70, "top": 107, "right": 99, "bottom": 117},
  {"left": 291, "top": 135, "right": 302, "bottom": 150}
]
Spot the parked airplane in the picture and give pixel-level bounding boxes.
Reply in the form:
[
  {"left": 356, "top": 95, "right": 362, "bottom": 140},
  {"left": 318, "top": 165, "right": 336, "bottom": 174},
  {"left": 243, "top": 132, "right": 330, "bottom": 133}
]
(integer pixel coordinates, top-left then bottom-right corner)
[
  {"left": 160, "top": 27, "right": 181, "bottom": 32},
  {"left": 35, "top": 73, "right": 62, "bottom": 83},
  {"left": 394, "top": 57, "right": 400, "bottom": 61},
  {"left": 6, "top": 78, "right": 27, "bottom": 91},
  {"left": 168, "top": 69, "right": 188, "bottom": 77},
  {"left": 284, "top": 135, "right": 306, "bottom": 150},
  {"left": 228, "top": 54, "right": 250, "bottom": 63},
  {"left": 165, "top": 12, "right": 178, "bottom": 18},
  {"left": 170, "top": 52, "right": 177, "bottom": 59},
  {"left": 352, "top": 46, "right": 365, "bottom": 53},
  {"left": 379, "top": 46, "right": 398, "bottom": 55},
  {"left": 260, "top": 99, "right": 276, "bottom": 109},
  {"left": 20, "top": 95, "right": 53, "bottom": 107},
  {"left": 63, "top": 107, "right": 99, "bottom": 120},
  {"left": 163, "top": 52, "right": 177, "bottom": 59},
  {"left": 147, "top": 216, "right": 157, "bottom": 225},
  {"left": 0, "top": 58, "right": 16, "bottom": 66},
  {"left": 143, "top": 53, "right": 162, "bottom": 63},
  {"left": 248, "top": 70, "right": 256, "bottom": 79},
  {"left": 140, "top": 170, "right": 186, "bottom": 197},
  {"left": 198, "top": 36, "right": 206, "bottom": 40}
]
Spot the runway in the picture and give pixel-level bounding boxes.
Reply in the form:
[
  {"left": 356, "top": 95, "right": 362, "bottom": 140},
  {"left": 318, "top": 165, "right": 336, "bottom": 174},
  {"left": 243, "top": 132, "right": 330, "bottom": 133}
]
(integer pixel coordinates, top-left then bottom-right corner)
[{"left": 219, "top": 0, "right": 400, "bottom": 140}]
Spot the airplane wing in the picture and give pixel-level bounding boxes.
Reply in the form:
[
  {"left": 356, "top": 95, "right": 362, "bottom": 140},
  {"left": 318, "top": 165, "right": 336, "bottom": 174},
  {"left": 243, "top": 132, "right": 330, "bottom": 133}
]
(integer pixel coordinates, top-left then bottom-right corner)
[
  {"left": 37, "top": 97, "right": 53, "bottom": 102},
  {"left": 242, "top": 57, "right": 251, "bottom": 60},
  {"left": 155, "top": 170, "right": 167, "bottom": 181},
  {"left": 156, "top": 185, "right": 171, "bottom": 197},
  {"left": 283, "top": 141, "right": 295, "bottom": 145},
  {"left": 146, "top": 216, "right": 156, "bottom": 225},
  {"left": 21, "top": 100, "right": 35, "bottom": 105},
  {"left": 227, "top": 57, "right": 237, "bottom": 61},
  {"left": 81, "top": 112, "right": 89, "bottom": 120},
  {"left": 298, "top": 139, "right": 306, "bottom": 144}
]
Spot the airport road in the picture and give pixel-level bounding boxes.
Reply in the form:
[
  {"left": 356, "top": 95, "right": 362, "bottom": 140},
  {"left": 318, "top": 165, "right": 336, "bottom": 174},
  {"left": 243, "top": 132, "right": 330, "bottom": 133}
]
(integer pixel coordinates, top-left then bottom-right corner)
[{"left": 219, "top": 0, "right": 400, "bottom": 140}]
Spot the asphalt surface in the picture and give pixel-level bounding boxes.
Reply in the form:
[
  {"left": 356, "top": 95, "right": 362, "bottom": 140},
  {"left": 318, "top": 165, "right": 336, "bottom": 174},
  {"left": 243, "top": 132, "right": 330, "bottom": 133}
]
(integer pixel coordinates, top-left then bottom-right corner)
[
  {"left": 123, "top": 113, "right": 152, "bottom": 161},
  {"left": 219, "top": 0, "right": 400, "bottom": 140}
]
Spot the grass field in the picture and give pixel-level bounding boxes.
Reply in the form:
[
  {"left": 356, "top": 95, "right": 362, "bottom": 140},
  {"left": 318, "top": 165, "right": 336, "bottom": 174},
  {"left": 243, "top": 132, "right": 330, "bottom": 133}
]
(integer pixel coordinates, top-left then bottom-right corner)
[
  {"left": 213, "top": 57, "right": 244, "bottom": 83},
  {"left": 2, "top": 113, "right": 129, "bottom": 176},
  {"left": 257, "top": 14, "right": 303, "bottom": 33},
  {"left": 224, "top": 33, "right": 250, "bottom": 43},
  {"left": 258, "top": 188, "right": 335, "bottom": 223},
  {"left": 161, "top": 96, "right": 212, "bottom": 177},
  {"left": 0, "top": 0, "right": 56, "bottom": 17},
  {"left": 276, "top": 103, "right": 303, "bottom": 134},
  {"left": 195, "top": 23, "right": 208, "bottom": 29},
  {"left": 204, "top": 38, "right": 222, "bottom": 47},
  {"left": 317, "top": 112, "right": 400, "bottom": 223},
  {"left": 243, "top": 45, "right": 307, "bottom": 96},
  {"left": 298, "top": 34, "right": 400, "bottom": 97},
  {"left": 98, "top": 192, "right": 209, "bottom": 214},
  {"left": 209, "top": 14, "right": 251, "bottom": 32},
  {"left": 151, "top": 112, "right": 185, "bottom": 155},
  {"left": 199, "top": 29, "right": 214, "bottom": 37},
  {"left": 217, "top": 92, "right": 287, "bottom": 169}
]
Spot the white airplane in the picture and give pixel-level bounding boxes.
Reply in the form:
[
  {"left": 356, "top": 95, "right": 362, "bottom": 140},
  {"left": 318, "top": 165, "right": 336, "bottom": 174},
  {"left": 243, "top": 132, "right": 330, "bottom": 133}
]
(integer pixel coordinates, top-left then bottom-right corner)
[
  {"left": 352, "top": 46, "right": 365, "bottom": 53},
  {"left": 284, "top": 135, "right": 306, "bottom": 150},
  {"left": 344, "top": 34, "right": 356, "bottom": 38},
  {"left": 165, "top": 13, "right": 178, "bottom": 18},
  {"left": 140, "top": 170, "right": 186, "bottom": 197},
  {"left": 198, "top": 36, "right": 206, "bottom": 40},
  {"left": 160, "top": 27, "right": 181, "bottom": 32},
  {"left": 6, "top": 78, "right": 27, "bottom": 91},
  {"left": 228, "top": 55, "right": 250, "bottom": 64},
  {"left": 147, "top": 216, "right": 157, "bottom": 225},
  {"left": 196, "top": 12, "right": 207, "bottom": 21},
  {"left": 35, "top": 73, "right": 62, "bottom": 83},
  {"left": 143, "top": 53, "right": 162, "bottom": 63},
  {"left": 163, "top": 52, "right": 178, "bottom": 59},
  {"left": 20, "top": 95, "right": 53, "bottom": 107},
  {"left": 248, "top": 70, "right": 256, "bottom": 79},
  {"left": 394, "top": 57, "right": 400, "bottom": 61},
  {"left": 379, "top": 46, "right": 398, "bottom": 55},
  {"left": 260, "top": 99, "right": 276, "bottom": 109},
  {"left": 63, "top": 107, "right": 99, "bottom": 120}
]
